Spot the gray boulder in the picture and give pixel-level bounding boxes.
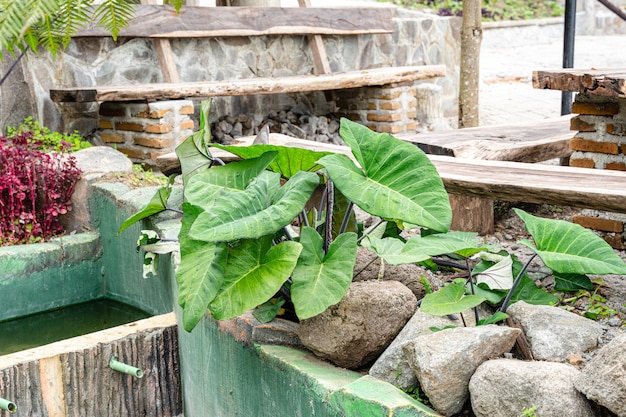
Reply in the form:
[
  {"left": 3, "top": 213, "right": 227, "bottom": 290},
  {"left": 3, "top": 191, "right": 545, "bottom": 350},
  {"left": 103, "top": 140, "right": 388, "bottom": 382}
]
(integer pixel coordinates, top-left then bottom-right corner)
[
  {"left": 507, "top": 301, "right": 603, "bottom": 361},
  {"left": 298, "top": 280, "right": 417, "bottom": 369},
  {"left": 402, "top": 325, "right": 520, "bottom": 416},
  {"left": 470, "top": 359, "right": 597, "bottom": 417},
  {"left": 575, "top": 332, "right": 626, "bottom": 416},
  {"left": 370, "top": 310, "right": 469, "bottom": 390}
]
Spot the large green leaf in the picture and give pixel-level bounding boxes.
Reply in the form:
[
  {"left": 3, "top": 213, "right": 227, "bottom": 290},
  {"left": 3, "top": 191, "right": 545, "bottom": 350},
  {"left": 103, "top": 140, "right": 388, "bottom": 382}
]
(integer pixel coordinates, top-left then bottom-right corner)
[
  {"left": 209, "top": 238, "right": 302, "bottom": 320},
  {"left": 291, "top": 227, "right": 357, "bottom": 319},
  {"left": 184, "top": 152, "right": 278, "bottom": 209},
  {"left": 515, "top": 208, "right": 626, "bottom": 275},
  {"left": 175, "top": 100, "right": 215, "bottom": 183},
  {"left": 176, "top": 203, "right": 228, "bottom": 332},
  {"left": 317, "top": 118, "right": 451, "bottom": 232},
  {"left": 420, "top": 281, "right": 486, "bottom": 316},
  {"left": 117, "top": 174, "right": 176, "bottom": 235},
  {"left": 403, "top": 231, "right": 490, "bottom": 258},
  {"left": 553, "top": 272, "right": 593, "bottom": 292},
  {"left": 363, "top": 236, "right": 431, "bottom": 265},
  {"left": 210, "top": 143, "right": 332, "bottom": 179},
  {"left": 508, "top": 275, "right": 558, "bottom": 306},
  {"left": 189, "top": 170, "right": 319, "bottom": 242}
]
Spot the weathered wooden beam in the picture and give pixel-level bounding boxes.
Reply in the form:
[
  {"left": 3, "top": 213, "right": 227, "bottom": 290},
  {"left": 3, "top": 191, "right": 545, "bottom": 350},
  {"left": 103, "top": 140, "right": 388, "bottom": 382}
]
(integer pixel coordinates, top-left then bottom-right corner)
[
  {"left": 74, "top": 5, "right": 396, "bottom": 38},
  {"left": 533, "top": 68, "right": 626, "bottom": 98},
  {"left": 141, "top": 0, "right": 180, "bottom": 83},
  {"left": 50, "top": 65, "right": 446, "bottom": 102},
  {"left": 156, "top": 134, "right": 626, "bottom": 214},
  {"left": 396, "top": 116, "right": 574, "bottom": 163}
]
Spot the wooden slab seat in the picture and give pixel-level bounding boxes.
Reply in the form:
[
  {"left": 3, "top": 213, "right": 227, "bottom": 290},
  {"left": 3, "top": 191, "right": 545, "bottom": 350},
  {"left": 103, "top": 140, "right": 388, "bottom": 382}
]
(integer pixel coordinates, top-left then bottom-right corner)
[
  {"left": 49, "top": 5, "right": 445, "bottom": 103},
  {"left": 156, "top": 134, "right": 626, "bottom": 215},
  {"left": 49, "top": 66, "right": 447, "bottom": 103},
  {"left": 395, "top": 116, "right": 574, "bottom": 163}
]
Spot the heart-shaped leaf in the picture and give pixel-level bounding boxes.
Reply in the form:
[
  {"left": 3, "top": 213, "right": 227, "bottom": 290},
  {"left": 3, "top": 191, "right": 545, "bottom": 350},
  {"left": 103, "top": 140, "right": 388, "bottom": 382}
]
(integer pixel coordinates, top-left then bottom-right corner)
[
  {"left": 475, "top": 255, "right": 514, "bottom": 290},
  {"left": 118, "top": 174, "right": 176, "bottom": 235},
  {"left": 209, "top": 238, "right": 302, "bottom": 320},
  {"left": 420, "top": 281, "right": 486, "bottom": 316},
  {"left": 211, "top": 143, "right": 332, "bottom": 179},
  {"left": 553, "top": 272, "right": 593, "bottom": 292},
  {"left": 515, "top": 208, "right": 626, "bottom": 275},
  {"left": 318, "top": 118, "right": 452, "bottom": 232},
  {"left": 291, "top": 227, "right": 357, "bottom": 319},
  {"left": 363, "top": 236, "right": 431, "bottom": 265},
  {"left": 189, "top": 170, "right": 319, "bottom": 242},
  {"left": 404, "top": 231, "right": 489, "bottom": 258},
  {"left": 176, "top": 203, "right": 228, "bottom": 332}
]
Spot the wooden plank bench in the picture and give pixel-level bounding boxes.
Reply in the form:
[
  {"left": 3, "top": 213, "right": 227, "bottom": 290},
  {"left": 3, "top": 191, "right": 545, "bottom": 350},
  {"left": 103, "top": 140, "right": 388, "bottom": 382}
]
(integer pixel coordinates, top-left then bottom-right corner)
[
  {"left": 395, "top": 116, "right": 574, "bottom": 163},
  {"left": 156, "top": 133, "right": 626, "bottom": 215}
]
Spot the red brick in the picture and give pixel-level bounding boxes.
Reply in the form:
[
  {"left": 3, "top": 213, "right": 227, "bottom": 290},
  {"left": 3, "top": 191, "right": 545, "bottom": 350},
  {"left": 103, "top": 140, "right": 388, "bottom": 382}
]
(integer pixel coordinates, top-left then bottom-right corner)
[
  {"left": 570, "top": 138, "right": 619, "bottom": 154},
  {"left": 180, "top": 105, "right": 195, "bottom": 115},
  {"left": 99, "top": 103, "right": 125, "bottom": 117},
  {"left": 100, "top": 133, "right": 124, "bottom": 143},
  {"left": 622, "top": 144, "right": 626, "bottom": 154},
  {"left": 373, "top": 124, "right": 404, "bottom": 134},
  {"left": 118, "top": 147, "right": 146, "bottom": 160},
  {"left": 180, "top": 120, "right": 195, "bottom": 130},
  {"left": 572, "top": 214, "right": 624, "bottom": 233},
  {"left": 149, "top": 150, "right": 169, "bottom": 160},
  {"left": 569, "top": 116, "right": 596, "bottom": 132},
  {"left": 367, "top": 113, "right": 402, "bottom": 123},
  {"left": 116, "top": 122, "right": 145, "bottom": 132},
  {"left": 135, "top": 137, "right": 173, "bottom": 149},
  {"left": 571, "top": 101, "right": 620, "bottom": 116},
  {"left": 145, "top": 123, "right": 173, "bottom": 134},
  {"left": 98, "top": 120, "right": 113, "bottom": 129},
  {"left": 380, "top": 101, "right": 402, "bottom": 111},
  {"left": 569, "top": 158, "right": 596, "bottom": 168},
  {"left": 606, "top": 122, "right": 626, "bottom": 136},
  {"left": 606, "top": 162, "right": 626, "bottom": 171},
  {"left": 133, "top": 109, "right": 171, "bottom": 119}
]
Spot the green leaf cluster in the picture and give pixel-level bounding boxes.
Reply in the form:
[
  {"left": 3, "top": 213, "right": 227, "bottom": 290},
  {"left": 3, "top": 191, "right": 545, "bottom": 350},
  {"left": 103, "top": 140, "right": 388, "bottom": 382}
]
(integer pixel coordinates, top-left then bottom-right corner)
[
  {"left": 119, "top": 102, "right": 626, "bottom": 332},
  {"left": 0, "top": 0, "right": 183, "bottom": 59}
]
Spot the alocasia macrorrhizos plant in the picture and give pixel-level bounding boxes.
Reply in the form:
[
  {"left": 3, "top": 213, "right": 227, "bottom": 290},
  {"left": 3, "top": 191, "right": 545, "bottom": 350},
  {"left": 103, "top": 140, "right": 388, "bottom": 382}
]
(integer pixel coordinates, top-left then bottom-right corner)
[{"left": 121, "top": 102, "right": 626, "bottom": 332}]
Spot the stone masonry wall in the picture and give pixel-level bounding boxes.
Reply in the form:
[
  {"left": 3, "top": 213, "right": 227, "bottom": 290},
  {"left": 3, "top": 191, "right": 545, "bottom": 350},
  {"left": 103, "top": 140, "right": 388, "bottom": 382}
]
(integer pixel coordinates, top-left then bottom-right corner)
[
  {"left": 0, "top": 10, "right": 461, "bottom": 138},
  {"left": 568, "top": 94, "right": 626, "bottom": 249}
]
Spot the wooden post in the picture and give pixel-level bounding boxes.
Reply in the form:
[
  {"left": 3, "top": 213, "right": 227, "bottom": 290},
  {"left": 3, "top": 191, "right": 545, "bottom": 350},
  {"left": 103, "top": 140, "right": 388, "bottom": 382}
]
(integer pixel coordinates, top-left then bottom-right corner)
[
  {"left": 298, "top": 0, "right": 332, "bottom": 75},
  {"left": 458, "top": 0, "right": 482, "bottom": 128},
  {"left": 141, "top": 0, "right": 180, "bottom": 83}
]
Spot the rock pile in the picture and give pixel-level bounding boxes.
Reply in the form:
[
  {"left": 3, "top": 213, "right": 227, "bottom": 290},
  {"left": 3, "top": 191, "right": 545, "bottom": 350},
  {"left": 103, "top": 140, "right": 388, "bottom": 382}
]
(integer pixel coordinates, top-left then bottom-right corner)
[
  {"left": 211, "top": 110, "right": 344, "bottom": 145},
  {"left": 299, "top": 281, "right": 625, "bottom": 417}
]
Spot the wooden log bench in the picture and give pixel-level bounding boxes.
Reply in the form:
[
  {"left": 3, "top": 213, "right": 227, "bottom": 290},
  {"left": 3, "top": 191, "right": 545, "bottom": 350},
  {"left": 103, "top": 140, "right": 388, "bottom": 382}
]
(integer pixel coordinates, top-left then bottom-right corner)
[
  {"left": 156, "top": 133, "right": 626, "bottom": 225},
  {"left": 49, "top": 4, "right": 446, "bottom": 164}
]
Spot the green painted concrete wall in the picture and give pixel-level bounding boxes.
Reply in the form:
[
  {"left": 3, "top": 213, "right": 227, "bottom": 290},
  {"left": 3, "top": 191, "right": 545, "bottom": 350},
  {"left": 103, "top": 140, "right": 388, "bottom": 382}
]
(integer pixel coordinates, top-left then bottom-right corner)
[
  {"left": 0, "top": 233, "right": 103, "bottom": 321},
  {"left": 177, "top": 308, "right": 441, "bottom": 417},
  {"left": 89, "top": 183, "right": 177, "bottom": 316}
]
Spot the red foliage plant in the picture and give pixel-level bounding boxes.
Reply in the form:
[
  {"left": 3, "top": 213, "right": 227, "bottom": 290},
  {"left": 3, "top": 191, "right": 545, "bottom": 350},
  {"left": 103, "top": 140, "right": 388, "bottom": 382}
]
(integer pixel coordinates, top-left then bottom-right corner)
[{"left": 0, "top": 132, "right": 82, "bottom": 246}]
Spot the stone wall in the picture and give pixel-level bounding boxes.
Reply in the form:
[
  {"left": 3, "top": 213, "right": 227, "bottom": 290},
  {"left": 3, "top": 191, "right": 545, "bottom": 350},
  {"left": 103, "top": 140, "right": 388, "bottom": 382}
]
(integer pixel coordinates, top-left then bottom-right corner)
[
  {"left": 567, "top": 94, "right": 626, "bottom": 249},
  {"left": 0, "top": 8, "right": 461, "bottom": 139}
]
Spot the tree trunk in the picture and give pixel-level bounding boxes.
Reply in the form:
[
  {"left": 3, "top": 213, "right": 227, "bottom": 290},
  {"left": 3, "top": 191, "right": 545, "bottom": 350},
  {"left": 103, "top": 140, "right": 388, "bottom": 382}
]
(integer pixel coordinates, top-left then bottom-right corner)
[{"left": 458, "top": 0, "right": 482, "bottom": 128}]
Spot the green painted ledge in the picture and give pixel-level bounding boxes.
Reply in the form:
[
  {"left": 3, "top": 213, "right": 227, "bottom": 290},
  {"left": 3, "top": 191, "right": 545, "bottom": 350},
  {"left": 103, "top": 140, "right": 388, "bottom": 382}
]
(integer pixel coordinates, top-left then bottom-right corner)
[{"left": 0, "top": 232, "right": 103, "bottom": 321}]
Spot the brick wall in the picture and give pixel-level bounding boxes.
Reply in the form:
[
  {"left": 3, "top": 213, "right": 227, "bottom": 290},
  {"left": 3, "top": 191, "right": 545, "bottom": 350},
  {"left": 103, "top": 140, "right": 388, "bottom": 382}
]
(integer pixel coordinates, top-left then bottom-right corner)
[
  {"left": 98, "top": 100, "right": 195, "bottom": 166},
  {"left": 568, "top": 94, "right": 626, "bottom": 249},
  {"left": 335, "top": 82, "right": 418, "bottom": 134}
]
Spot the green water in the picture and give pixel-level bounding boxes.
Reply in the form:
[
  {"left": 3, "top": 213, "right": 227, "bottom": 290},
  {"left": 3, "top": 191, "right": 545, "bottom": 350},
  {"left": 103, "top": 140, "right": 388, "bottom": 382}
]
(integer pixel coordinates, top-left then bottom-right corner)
[{"left": 0, "top": 299, "right": 151, "bottom": 356}]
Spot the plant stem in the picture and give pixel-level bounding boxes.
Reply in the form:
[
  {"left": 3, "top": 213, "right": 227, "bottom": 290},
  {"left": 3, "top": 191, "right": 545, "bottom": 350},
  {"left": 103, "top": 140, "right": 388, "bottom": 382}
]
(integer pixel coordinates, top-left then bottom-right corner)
[
  {"left": 338, "top": 201, "right": 354, "bottom": 235},
  {"left": 499, "top": 253, "right": 538, "bottom": 313},
  {"left": 323, "top": 179, "right": 334, "bottom": 253},
  {"left": 466, "top": 258, "right": 479, "bottom": 324},
  {"left": 356, "top": 219, "right": 386, "bottom": 243}
]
